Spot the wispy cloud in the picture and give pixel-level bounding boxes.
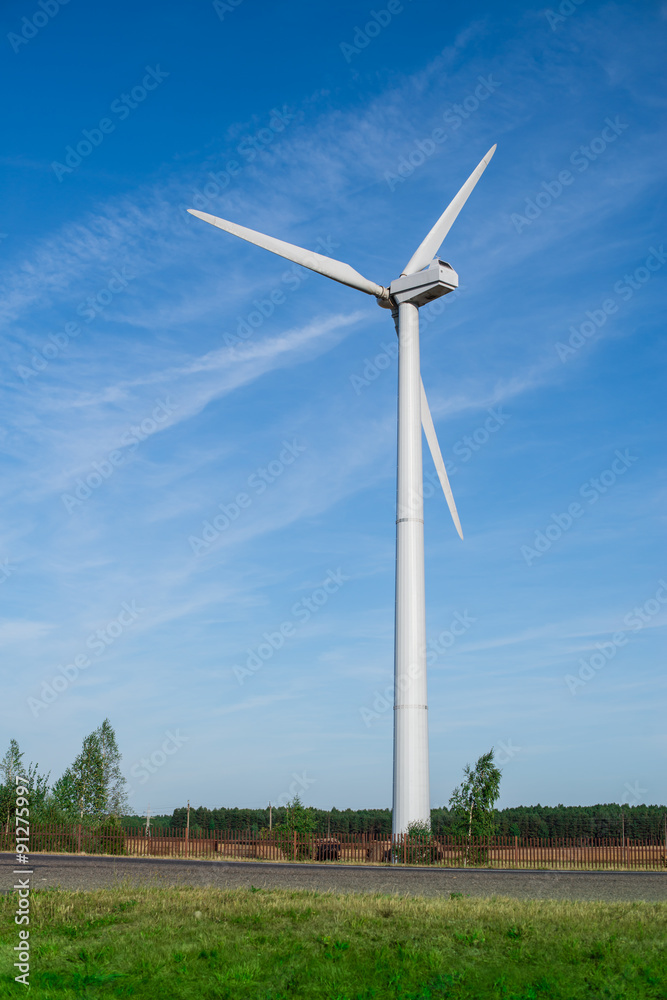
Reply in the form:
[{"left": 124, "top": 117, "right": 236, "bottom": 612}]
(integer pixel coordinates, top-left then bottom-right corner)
[{"left": 1, "top": 1, "right": 665, "bottom": 809}]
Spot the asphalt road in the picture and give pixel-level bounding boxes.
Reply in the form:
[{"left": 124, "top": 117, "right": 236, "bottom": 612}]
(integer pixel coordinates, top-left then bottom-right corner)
[{"left": 2, "top": 854, "right": 666, "bottom": 901}]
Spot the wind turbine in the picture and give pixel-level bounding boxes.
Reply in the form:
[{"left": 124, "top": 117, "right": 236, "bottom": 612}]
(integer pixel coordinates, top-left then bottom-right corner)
[{"left": 188, "top": 144, "right": 496, "bottom": 836}]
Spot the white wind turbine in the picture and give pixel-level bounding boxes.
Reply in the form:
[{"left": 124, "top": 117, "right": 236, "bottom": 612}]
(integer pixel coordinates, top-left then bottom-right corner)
[{"left": 188, "top": 145, "right": 496, "bottom": 835}]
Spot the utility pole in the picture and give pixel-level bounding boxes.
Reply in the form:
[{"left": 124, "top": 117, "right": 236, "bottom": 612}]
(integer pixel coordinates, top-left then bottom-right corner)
[
  {"left": 269, "top": 802, "right": 272, "bottom": 831},
  {"left": 622, "top": 808, "right": 626, "bottom": 867},
  {"left": 185, "top": 800, "right": 190, "bottom": 857},
  {"left": 145, "top": 803, "right": 151, "bottom": 837}
]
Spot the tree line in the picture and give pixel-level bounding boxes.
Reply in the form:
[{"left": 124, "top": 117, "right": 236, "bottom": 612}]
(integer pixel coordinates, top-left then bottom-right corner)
[
  {"left": 125, "top": 801, "right": 665, "bottom": 841},
  {"left": 124, "top": 751, "right": 664, "bottom": 844}
]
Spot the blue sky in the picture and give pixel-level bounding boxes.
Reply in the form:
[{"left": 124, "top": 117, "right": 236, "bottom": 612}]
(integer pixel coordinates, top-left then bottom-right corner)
[{"left": 1, "top": 0, "right": 665, "bottom": 817}]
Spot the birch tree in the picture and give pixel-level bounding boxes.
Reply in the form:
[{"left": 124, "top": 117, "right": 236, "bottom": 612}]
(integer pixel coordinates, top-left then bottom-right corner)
[
  {"left": 0, "top": 739, "right": 49, "bottom": 828},
  {"left": 97, "top": 718, "right": 128, "bottom": 816},
  {"left": 52, "top": 720, "right": 127, "bottom": 820},
  {"left": 449, "top": 748, "right": 502, "bottom": 864},
  {"left": 53, "top": 731, "right": 106, "bottom": 820}
]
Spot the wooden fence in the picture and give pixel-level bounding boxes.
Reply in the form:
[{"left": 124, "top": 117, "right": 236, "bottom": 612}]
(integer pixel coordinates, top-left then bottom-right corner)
[{"left": 3, "top": 825, "right": 667, "bottom": 869}]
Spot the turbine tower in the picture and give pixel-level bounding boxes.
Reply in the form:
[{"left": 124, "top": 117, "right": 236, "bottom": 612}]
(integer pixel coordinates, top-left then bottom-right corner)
[{"left": 188, "top": 145, "right": 496, "bottom": 835}]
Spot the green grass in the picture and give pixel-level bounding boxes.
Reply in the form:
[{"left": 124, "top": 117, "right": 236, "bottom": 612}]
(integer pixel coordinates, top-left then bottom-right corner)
[{"left": 1, "top": 886, "right": 665, "bottom": 998}]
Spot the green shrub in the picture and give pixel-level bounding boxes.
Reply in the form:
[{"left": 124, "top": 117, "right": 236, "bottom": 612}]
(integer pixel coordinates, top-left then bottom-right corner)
[{"left": 394, "top": 821, "right": 443, "bottom": 865}]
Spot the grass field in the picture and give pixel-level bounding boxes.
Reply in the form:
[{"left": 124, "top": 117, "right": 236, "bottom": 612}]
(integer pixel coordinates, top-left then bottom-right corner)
[{"left": 1, "top": 886, "right": 666, "bottom": 998}]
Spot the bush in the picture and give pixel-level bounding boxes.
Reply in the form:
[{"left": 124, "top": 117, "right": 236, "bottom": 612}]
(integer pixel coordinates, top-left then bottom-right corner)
[
  {"left": 467, "top": 844, "right": 490, "bottom": 866},
  {"left": 450, "top": 837, "right": 490, "bottom": 867},
  {"left": 274, "top": 830, "right": 313, "bottom": 861},
  {"left": 274, "top": 795, "right": 316, "bottom": 860},
  {"left": 23, "top": 822, "right": 78, "bottom": 853},
  {"left": 89, "top": 815, "right": 127, "bottom": 855},
  {"left": 26, "top": 817, "right": 127, "bottom": 855},
  {"left": 395, "top": 822, "right": 443, "bottom": 865}
]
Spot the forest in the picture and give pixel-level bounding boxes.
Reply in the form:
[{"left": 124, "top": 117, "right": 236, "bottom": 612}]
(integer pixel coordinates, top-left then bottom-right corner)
[{"left": 124, "top": 802, "right": 667, "bottom": 841}]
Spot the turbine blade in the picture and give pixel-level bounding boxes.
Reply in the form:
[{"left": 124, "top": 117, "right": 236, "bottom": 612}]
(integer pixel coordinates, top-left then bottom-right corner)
[
  {"left": 188, "top": 209, "right": 385, "bottom": 298},
  {"left": 402, "top": 145, "right": 496, "bottom": 276},
  {"left": 420, "top": 380, "right": 463, "bottom": 540}
]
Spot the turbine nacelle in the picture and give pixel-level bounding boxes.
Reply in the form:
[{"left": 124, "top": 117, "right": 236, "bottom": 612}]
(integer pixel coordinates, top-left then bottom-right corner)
[{"left": 386, "top": 259, "right": 459, "bottom": 308}]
